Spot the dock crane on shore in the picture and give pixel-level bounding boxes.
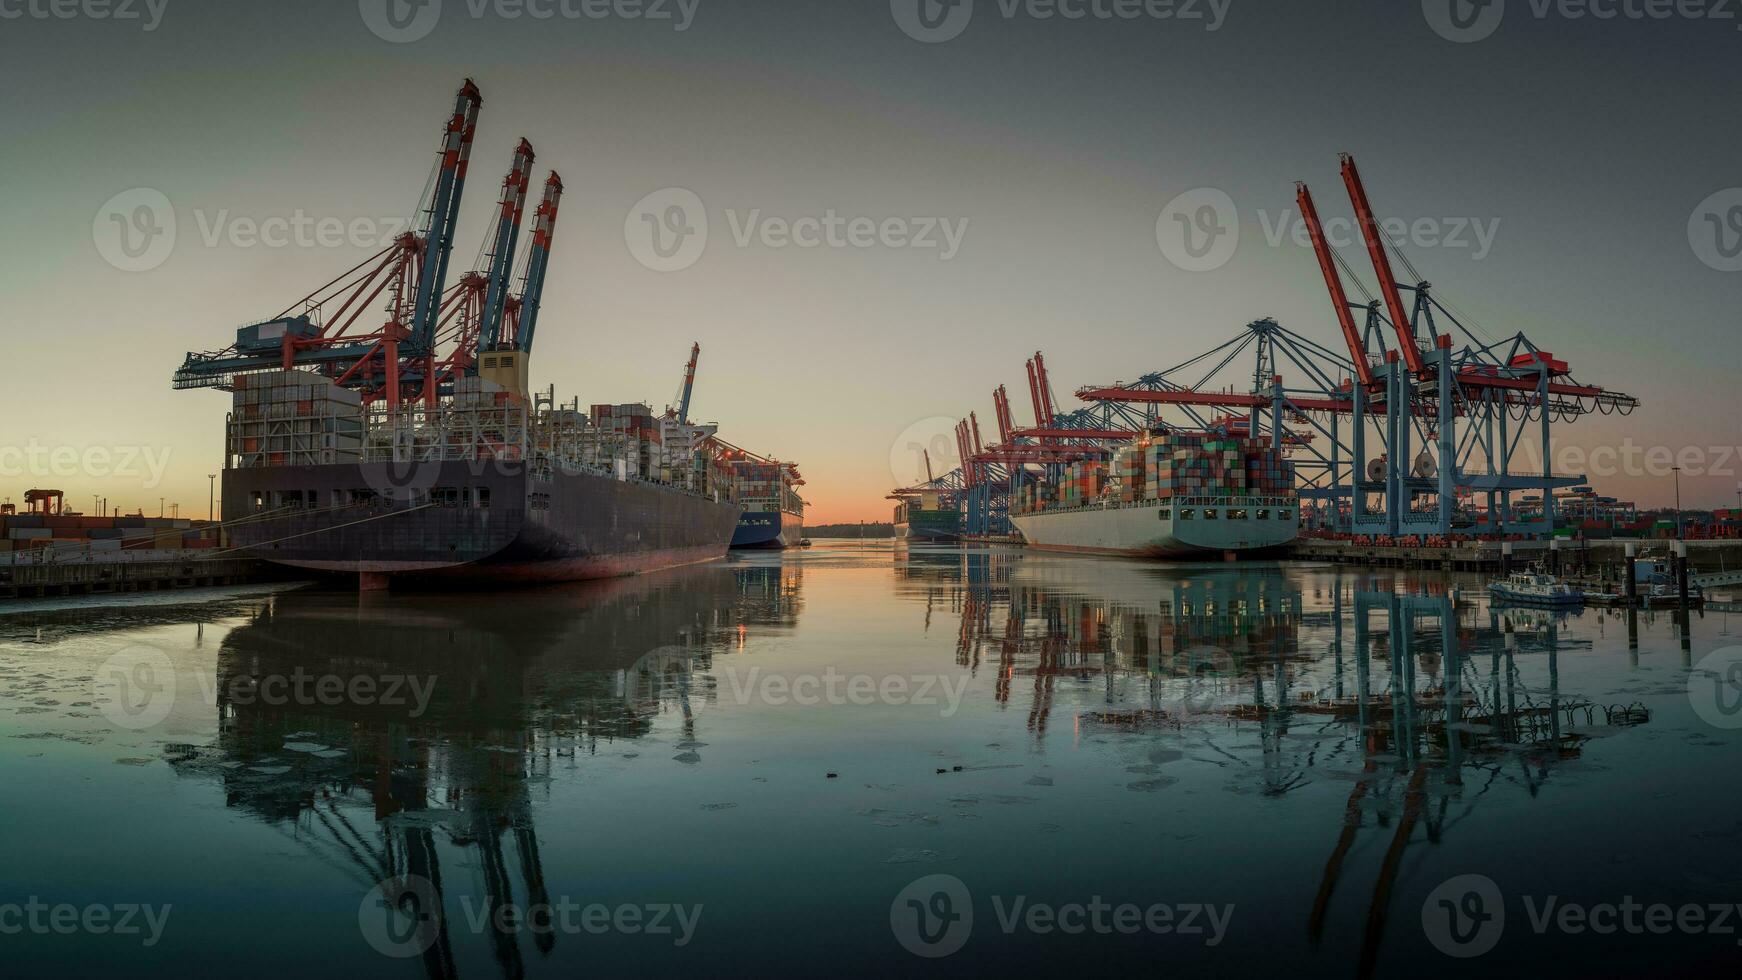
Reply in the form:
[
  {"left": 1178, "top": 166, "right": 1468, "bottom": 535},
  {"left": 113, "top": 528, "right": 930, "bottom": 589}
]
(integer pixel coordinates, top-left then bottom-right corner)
[
  {"left": 917, "top": 350, "right": 1139, "bottom": 537},
  {"left": 960, "top": 353, "right": 1141, "bottom": 536},
  {"left": 504, "top": 171, "right": 563, "bottom": 357},
  {"left": 433, "top": 166, "right": 563, "bottom": 394},
  {"left": 172, "top": 79, "right": 560, "bottom": 408},
  {"left": 477, "top": 139, "right": 536, "bottom": 359},
  {"left": 172, "top": 79, "right": 484, "bottom": 405},
  {"left": 429, "top": 138, "right": 535, "bottom": 384},
  {"left": 1070, "top": 154, "right": 1641, "bottom": 542},
  {"left": 667, "top": 343, "right": 702, "bottom": 424}
]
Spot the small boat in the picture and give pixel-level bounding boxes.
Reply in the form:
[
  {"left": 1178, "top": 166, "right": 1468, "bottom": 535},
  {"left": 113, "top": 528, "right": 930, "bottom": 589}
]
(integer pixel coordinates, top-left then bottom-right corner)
[
  {"left": 1489, "top": 569, "right": 1585, "bottom": 606},
  {"left": 1584, "top": 554, "right": 1704, "bottom": 608},
  {"left": 1586, "top": 584, "right": 1702, "bottom": 609}
]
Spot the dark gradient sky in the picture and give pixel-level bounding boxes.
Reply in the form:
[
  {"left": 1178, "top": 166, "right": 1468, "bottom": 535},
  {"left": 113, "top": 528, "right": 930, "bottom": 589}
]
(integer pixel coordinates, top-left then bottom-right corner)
[{"left": 2, "top": 0, "right": 1737, "bottom": 520}]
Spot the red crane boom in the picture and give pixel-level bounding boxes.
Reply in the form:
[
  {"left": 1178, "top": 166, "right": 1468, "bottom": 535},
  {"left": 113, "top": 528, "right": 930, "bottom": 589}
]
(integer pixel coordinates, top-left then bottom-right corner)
[
  {"left": 1298, "top": 181, "right": 1375, "bottom": 388},
  {"left": 1341, "top": 153, "right": 1424, "bottom": 375}
]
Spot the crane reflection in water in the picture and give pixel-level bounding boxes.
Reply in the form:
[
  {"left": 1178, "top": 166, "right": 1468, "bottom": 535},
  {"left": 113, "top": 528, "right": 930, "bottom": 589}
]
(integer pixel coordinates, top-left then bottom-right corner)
[
  {"left": 0, "top": 546, "right": 1696, "bottom": 976},
  {"left": 938, "top": 552, "right": 1651, "bottom": 979}
]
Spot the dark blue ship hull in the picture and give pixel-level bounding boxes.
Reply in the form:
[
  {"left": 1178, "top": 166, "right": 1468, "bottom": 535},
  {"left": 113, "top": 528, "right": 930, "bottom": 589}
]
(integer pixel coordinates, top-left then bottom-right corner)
[{"left": 731, "top": 509, "right": 803, "bottom": 549}]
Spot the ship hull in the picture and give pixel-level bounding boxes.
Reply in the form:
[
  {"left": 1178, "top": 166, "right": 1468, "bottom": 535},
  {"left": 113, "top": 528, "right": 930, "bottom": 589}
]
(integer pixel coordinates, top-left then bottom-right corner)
[
  {"left": 1011, "top": 500, "right": 1297, "bottom": 559},
  {"left": 895, "top": 511, "right": 961, "bottom": 542},
  {"left": 895, "top": 523, "right": 960, "bottom": 542},
  {"left": 222, "top": 461, "right": 741, "bottom": 586},
  {"left": 731, "top": 509, "right": 804, "bottom": 549}
]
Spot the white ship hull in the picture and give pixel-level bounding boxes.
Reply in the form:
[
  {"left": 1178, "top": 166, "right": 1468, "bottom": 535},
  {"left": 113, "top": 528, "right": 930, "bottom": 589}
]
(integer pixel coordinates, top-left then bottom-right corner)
[{"left": 1011, "top": 497, "right": 1298, "bottom": 559}]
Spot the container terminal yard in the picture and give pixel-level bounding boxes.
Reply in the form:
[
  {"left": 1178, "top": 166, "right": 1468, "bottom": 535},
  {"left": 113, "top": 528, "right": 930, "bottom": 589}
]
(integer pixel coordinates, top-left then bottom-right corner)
[
  {"left": 9, "top": 147, "right": 1739, "bottom": 592},
  {"left": 9, "top": 7, "right": 1742, "bottom": 979},
  {"left": 157, "top": 80, "right": 810, "bottom": 591},
  {"left": 8, "top": 81, "right": 813, "bottom": 597},
  {"left": 885, "top": 156, "right": 1740, "bottom": 584}
]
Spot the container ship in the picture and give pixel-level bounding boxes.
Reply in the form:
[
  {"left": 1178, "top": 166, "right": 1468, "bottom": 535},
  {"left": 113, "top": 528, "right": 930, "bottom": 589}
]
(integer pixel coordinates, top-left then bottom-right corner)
[
  {"left": 212, "top": 371, "right": 743, "bottom": 589},
  {"left": 725, "top": 457, "right": 806, "bottom": 549},
  {"left": 171, "top": 80, "right": 745, "bottom": 590},
  {"left": 894, "top": 491, "right": 962, "bottom": 542},
  {"left": 1010, "top": 429, "right": 1299, "bottom": 559}
]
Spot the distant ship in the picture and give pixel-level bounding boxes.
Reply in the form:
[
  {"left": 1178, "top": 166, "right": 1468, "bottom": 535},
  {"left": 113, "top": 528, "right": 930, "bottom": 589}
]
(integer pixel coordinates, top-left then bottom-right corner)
[
  {"left": 726, "top": 458, "right": 806, "bottom": 550},
  {"left": 732, "top": 507, "right": 804, "bottom": 549},
  {"left": 1010, "top": 429, "right": 1298, "bottom": 559},
  {"left": 1010, "top": 498, "right": 1298, "bottom": 559},
  {"left": 894, "top": 492, "right": 961, "bottom": 542}
]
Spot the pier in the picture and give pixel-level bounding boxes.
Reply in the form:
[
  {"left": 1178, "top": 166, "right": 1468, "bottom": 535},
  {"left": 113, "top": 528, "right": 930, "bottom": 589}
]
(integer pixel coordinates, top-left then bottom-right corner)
[
  {"left": 0, "top": 551, "right": 270, "bottom": 601},
  {"left": 1288, "top": 537, "right": 1742, "bottom": 575}
]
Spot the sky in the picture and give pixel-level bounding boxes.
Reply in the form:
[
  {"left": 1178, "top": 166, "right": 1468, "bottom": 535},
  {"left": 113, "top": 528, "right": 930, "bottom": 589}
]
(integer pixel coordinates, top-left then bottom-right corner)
[{"left": 1, "top": 0, "right": 1738, "bottom": 523}]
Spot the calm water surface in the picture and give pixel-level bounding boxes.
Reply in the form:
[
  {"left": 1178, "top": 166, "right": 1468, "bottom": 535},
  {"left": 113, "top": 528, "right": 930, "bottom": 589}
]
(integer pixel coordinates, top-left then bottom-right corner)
[{"left": 3, "top": 543, "right": 1740, "bottom": 977}]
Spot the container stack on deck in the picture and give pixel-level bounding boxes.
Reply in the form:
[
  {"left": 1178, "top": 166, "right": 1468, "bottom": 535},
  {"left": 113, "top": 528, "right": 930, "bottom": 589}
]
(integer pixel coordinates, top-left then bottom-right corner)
[
  {"left": 1147, "top": 433, "right": 1296, "bottom": 501},
  {"left": 571, "top": 402, "right": 732, "bottom": 498},
  {"left": 587, "top": 403, "right": 661, "bottom": 480},
  {"left": 726, "top": 460, "right": 802, "bottom": 513},
  {"left": 229, "top": 370, "right": 366, "bottom": 468},
  {"left": 1017, "top": 431, "right": 1296, "bottom": 514}
]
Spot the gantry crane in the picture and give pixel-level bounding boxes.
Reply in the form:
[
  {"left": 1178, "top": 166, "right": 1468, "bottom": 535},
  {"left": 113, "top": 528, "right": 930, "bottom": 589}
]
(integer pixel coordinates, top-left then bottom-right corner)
[
  {"left": 172, "top": 81, "right": 566, "bottom": 409},
  {"left": 667, "top": 343, "right": 702, "bottom": 424},
  {"left": 1073, "top": 155, "right": 1640, "bottom": 542},
  {"left": 943, "top": 353, "right": 1137, "bottom": 536}
]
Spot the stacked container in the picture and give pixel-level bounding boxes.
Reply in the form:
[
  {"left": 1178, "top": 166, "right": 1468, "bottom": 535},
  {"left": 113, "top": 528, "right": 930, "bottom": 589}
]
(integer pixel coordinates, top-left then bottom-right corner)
[
  {"left": 1, "top": 513, "right": 222, "bottom": 554},
  {"left": 229, "top": 370, "right": 365, "bottom": 468},
  {"left": 1016, "top": 430, "right": 1298, "bottom": 515}
]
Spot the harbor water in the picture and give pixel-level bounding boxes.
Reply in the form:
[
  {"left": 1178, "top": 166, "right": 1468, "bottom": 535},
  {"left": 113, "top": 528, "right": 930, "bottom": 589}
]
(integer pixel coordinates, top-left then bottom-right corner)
[{"left": 3, "top": 543, "right": 1739, "bottom": 977}]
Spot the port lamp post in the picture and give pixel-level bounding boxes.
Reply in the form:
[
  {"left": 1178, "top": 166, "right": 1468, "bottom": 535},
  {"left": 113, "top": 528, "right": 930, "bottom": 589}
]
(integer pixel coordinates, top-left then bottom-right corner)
[{"left": 1671, "top": 466, "right": 1683, "bottom": 539}]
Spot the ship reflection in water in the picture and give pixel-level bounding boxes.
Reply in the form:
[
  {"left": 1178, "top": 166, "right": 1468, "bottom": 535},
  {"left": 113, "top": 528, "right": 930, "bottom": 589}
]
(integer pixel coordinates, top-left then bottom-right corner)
[
  {"left": 167, "top": 562, "right": 802, "bottom": 980},
  {"left": 2, "top": 543, "right": 1737, "bottom": 978}
]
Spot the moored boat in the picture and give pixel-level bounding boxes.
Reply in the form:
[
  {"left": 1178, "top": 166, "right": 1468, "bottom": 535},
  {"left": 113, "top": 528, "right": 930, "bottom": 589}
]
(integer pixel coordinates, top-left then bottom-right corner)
[{"left": 1488, "top": 569, "right": 1585, "bottom": 606}]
